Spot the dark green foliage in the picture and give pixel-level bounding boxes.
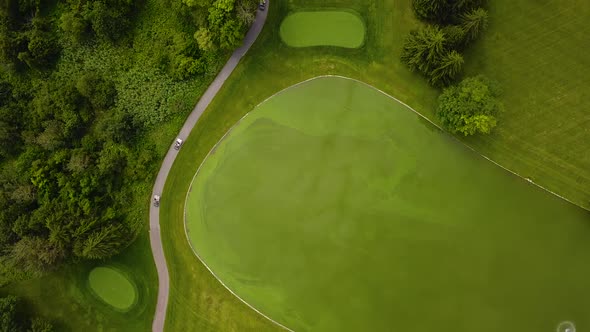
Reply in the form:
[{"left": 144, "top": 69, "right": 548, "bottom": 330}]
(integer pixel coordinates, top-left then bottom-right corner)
[
  {"left": 9, "top": 237, "right": 65, "bottom": 276},
  {"left": 84, "top": 1, "right": 132, "bottom": 42},
  {"left": 442, "top": 24, "right": 465, "bottom": 49},
  {"left": 412, "top": 0, "right": 450, "bottom": 23},
  {"left": 0, "top": 8, "right": 59, "bottom": 69},
  {"left": 59, "top": 11, "right": 88, "bottom": 44},
  {"left": 401, "top": 26, "right": 446, "bottom": 75},
  {"left": 0, "top": 0, "right": 253, "bottom": 295},
  {"left": 58, "top": 0, "right": 137, "bottom": 43},
  {"left": 0, "top": 295, "right": 19, "bottom": 332},
  {"left": 0, "top": 0, "right": 253, "bottom": 282},
  {"left": 459, "top": 8, "right": 488, "bottom": 44},
  {"left": 218, "top": 19, "right": 242, "bottom": 49},
  {"left": 429, "top": 50, "right": 464, "bottom": 86},
  {"left": 76, "top": 72, "right": 116, "bottom": 110},
  {"left": 182, "top": 0, "right": 254, "bottom": 51},
  {"left": 17, "top": 16, "right": 60, "bottom": 69},
  {"left": 0, "top": 295, "right": 53, "bottom": 332},
  {"left": 412, "top": 0, "right": 485, "bottom": 23},
  {"left": 401, "top": 26, "right": 464, "bottom": 86},
  {"left": 437, "top": 75, "right": 503, "bottom": 135},
  {"left": 73, "top": 224, "right": 131, "bottom": 259},
  {"left": 29, "top": 318, "right": 54, "bottom": 332}
]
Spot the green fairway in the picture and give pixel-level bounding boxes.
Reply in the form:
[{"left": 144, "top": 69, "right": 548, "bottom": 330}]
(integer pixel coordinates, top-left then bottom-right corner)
[
  {"left": 88, "top": 266, "right": 137, "bottom": 310},
  {"left": 185, "top": 77, "right": 590, "bottom": 331},
  {"left": 279, "top": 11, "right": 365, "bottom": 48}
]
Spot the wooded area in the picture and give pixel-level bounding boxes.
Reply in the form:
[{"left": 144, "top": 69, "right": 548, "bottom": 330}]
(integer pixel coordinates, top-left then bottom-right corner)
[{"left": 0, "top": 0, "right": 257, "bottom": 284}]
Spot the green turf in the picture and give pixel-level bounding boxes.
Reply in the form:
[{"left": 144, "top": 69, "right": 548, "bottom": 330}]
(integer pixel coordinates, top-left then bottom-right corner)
[
  {"left": 279, "top": 11, "right": 365, "bottom": 48},
  {"left": 88, "top": 266, "right": 137, "bottom": 310},
  {"left": 461, "top": 0, "right": 590, "bottom": 209},
  {"left": 183, "top": 76, "right": 590, "bottom": 331},
  {"left": 0, "top": 234, "right": 157, "bottom": 331}
]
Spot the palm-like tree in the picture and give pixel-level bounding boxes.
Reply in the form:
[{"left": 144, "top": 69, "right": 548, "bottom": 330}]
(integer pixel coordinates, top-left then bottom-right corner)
[
  {"left": 429, "top": 50, "right": 464, "bottom": 86},
  {"left": 401, "top": 26, "right": 447, "bottom": 75},
  {"left": 460, "top": 8, "right": 489, "bottom": 44}
]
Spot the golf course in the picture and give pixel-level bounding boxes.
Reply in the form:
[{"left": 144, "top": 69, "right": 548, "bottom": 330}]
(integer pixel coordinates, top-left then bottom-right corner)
[
  {"left": 184, "top": 76, "right": 590, "bottom": 331},
  {"left": 159, "top": 0, "right": 590, "bottom": 330},
  {"left": 88, "top": 266, "right": 137, "bottom": 311},
  {"left": 0, "top": 0, "right": 588, "bottom": 331}
]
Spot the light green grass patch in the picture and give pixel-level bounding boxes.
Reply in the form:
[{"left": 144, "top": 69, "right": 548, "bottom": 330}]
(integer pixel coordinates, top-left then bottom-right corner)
[
  {"left": 280, "top": 11, "right": 365, "bottom": 48},
  {"left": 88, "top": 266, "right": 138, "bottom": 311},
  {"left": 185, "top": 77, "right": 590, "bottom": 331}
]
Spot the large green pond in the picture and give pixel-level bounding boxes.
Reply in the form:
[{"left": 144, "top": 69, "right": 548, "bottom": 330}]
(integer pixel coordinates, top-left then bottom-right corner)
[{"left": 186, "top": 77, "right": 590, "bottom": 331}]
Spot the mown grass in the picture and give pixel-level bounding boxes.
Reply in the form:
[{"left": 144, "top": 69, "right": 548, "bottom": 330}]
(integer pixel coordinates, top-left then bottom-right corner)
[
  {"left": 279, "top": 11, "right": 366, "bottom": 48},
  {"left": 161, "top": 0, "right": 590, "bottom": 330},
  {"left": 88, "top": 266, "right": 137, "bottom": 310},
  {"left": 0, "top": 234, "right": 157, "bottom": 332},
  {"left": 462, "top": 0, "right": 590, "bottom": 208}
]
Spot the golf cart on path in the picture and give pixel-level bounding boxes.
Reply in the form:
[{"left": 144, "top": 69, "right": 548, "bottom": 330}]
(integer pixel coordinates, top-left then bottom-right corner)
[
  {"left": 153, "top": 194, "right": 160, "bottom": 207},
  {"left": 174, "top": 138, "right": 183, "bottom": 150}
]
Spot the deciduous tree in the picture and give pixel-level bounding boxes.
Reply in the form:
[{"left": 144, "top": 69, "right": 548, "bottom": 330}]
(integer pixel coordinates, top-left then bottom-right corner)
[{"left": 437, "top": 75, "right": 503, "bottom": 135}]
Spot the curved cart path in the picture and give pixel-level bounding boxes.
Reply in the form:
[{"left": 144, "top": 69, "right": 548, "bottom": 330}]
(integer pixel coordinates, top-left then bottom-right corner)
[{"left": 149, "top": 5, "right": 269, "bottom": 331}]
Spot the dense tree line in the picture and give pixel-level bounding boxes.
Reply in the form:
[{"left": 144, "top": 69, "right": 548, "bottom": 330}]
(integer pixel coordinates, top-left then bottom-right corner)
[
  {"left": 401, "top": 0, "right": 502, "bottom": 135},
  {"left": 0, "top": 0, "right": 257, "bottom": 284},
  {"left": 0, "top": 295, "right": 53, "bottom": 332}
]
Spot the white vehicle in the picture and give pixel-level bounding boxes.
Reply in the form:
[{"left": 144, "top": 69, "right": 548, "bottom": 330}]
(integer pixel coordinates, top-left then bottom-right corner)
[
  {"left": 174, "top": 138, "right": 184, "bottom": 150},
  {"left": 153, "top": 194, "right": 161, "bottom": 207}
]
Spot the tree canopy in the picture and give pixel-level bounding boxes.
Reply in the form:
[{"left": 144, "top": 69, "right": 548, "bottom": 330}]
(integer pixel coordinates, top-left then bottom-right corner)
[
  {"left": 400, "top": 26, "right": 465, "bottom": 87},
  {"left": 412, "top": 0, "right": 486, "bottom": 23},
  {"left": 0, "top": 295, "right": 53, "bottom": 332},
  {"left": 0, "top": 0, "right": 257, "bottom": 283},
  {"left": 437, "top": 75, "right": 503, "bottom": 135}
]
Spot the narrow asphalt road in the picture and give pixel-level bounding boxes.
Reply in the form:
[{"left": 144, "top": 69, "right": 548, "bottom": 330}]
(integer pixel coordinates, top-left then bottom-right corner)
[{"left": 149, "top": 5, "right": 269, "bottom": 332}]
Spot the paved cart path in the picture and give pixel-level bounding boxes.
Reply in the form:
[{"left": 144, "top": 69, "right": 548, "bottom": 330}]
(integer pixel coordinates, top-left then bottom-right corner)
[{"left": 149, "top": 5, "right": 269, "bottom": 331}]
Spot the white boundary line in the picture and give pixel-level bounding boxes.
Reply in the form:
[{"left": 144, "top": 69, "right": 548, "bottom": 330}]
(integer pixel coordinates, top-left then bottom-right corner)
[{"left": 182, "top": 75, "right": 589, "bottom": 332}]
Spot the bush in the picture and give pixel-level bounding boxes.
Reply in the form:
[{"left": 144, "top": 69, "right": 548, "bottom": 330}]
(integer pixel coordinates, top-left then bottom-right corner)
[
  {"left": 437, "top": 75, "right": 503, "bottom": 135},
  {"left": 76, "top": 72, "right": 117, "bottom": 110}
]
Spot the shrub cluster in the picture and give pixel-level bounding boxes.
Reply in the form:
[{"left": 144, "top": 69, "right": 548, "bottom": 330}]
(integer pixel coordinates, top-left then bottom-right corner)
[
  {"left": 401, "top": 0, "right": 503, "bottom": 135},
  {"left": 401, "top": 0, "right": 489, "bottom": 87}
]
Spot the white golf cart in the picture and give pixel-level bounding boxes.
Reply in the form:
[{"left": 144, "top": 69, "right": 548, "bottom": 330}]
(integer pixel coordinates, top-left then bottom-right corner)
[
  {"left": 153, "top": 194, "right": 161, "bottom": 207},
  {"left": 174, "top": 138, "right": 183, "bottom": 150}
]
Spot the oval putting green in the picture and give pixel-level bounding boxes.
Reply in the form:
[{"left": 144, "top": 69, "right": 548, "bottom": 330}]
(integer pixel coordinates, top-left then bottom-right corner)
[
  {"left": 88, "top": 266, "right": 137, "bottom": 310},
  {"left": 279, "top": 11, "right": 365, "bottom": 48},
  {"left": 186, "top": 77, "right": 590, "bottom": 331}
]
